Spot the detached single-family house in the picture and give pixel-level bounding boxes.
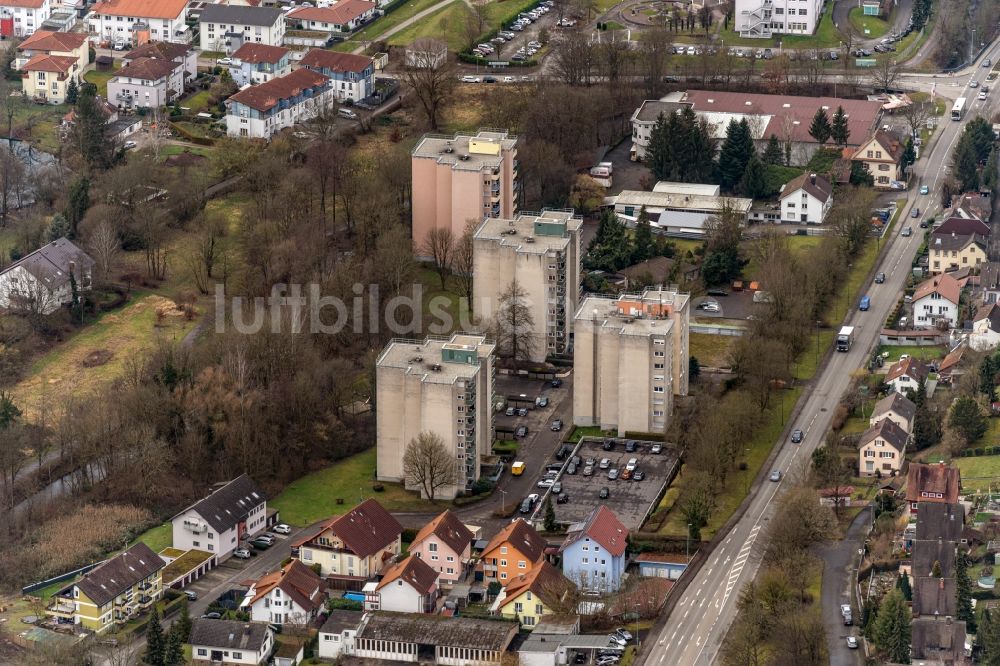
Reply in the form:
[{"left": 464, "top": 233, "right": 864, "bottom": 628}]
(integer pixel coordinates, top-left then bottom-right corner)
[
  {"left": 409, "top": 509, "right": 474, "bottom": 583},
  {"left": 885, "top": 356, "right": 929, "bottom": 396},
  {"left": 911, "top": 617, "right": 968, "bottom": 664},
  {"left": 189, "top": 619, "right": 274, "bottom": 665},
  {"left": 937, "top": 344, "right": 966, "bottom": 384},
  {"left": 0, "top": 0, "right": 51, "bottom": 38},
  {"left": 317, "top": 610, "right": 362, "bottom": 660},
  {"left": 906, "top": 462, "right": 961, "bottom": 514},
  {"left": 20, "top": 52, "right": 79, "bottom": 103},
  {"left": 367, "top": 555, "right": 438, "bottom": 613},
  {"left": 928, "top": 233, "right": 986, "bottom": 274},
  {"left": 106, "top": 56, "right": 182, "bottom": 108},
  {"left": 954, "top": 190, "right": 992, "bottom": 222},
  {"left": 852, "top": 129, "right": 905, "bottom": 189},
  {"left": 229, "top": 42, "right": 290, "bottom": 87},
  {"left": 123, "top": 41, "right": 196, "bottom": 83},
  {"left": 286, "top": 1, "right": 376, "bottom": 35},
  {"left": 778, "top": 173, "right": 833, "bottom": 224},
  {"left": 869, "top": 392, "right": 916, "bottom": 433},
  {"left": 86, "top": 0, "right": 189, "bottom": 46},
  {"left": 559, "top": 506, "right": 628, "bottom": 593},
  {"left": 478, "top": 519, "right": 545, "bottom": 584},
  {"left": 912, "top": 273, "right": 962, "bottom": 329},
  {"left": 858, "top": 418, "right": 909, "bottom": 476},
  {"left": 298, "top": 48, "right": 374, "bottom": 102},
  {"left": 242, "top": 560, "right": 325, "bottom": 626},
  {"left": 198, "top": 4, "right": 285, "bottom": 53},
  {"left": 46, "top": 542, "right": 164, "bottom": 633},
  {"left": 934, "top": 216, "right": 990, "bottom": 238},
  {"left": 292, "top": 498, "right": 402, "bottom": 580},
  {"left": 225, "top": 68, "right": 333, "bottom": 139},
  {"left": 971, "top": 303, "right": 1000, "bottom": 351},
  {"left": 489, "top": 561, "right": 573, "bottom": 628},
  {"left": 0, "top": 238, "right": 93, "bottom": 315},
  {"left": 15, "top": 29, "right": 87, "bottom": 70},
  {"left": 171, "top": 474, "right": 267, "bottom": 560}
]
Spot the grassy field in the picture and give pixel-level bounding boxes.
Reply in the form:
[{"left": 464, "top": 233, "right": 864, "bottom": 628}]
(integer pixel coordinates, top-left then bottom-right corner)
[
  {"left": 955, "top": 455, "right": 1000, "bottom": 491},
  {"left": 179, "top": 89, "right": 214, "bottom": 114},
  {"left": 875, "top": 344, "right": 946, "bottom": 362},
  {"left": 84, "top": 67, "right": 118, "bottom": 98},
  {"left": 9, "top": 294, "right": 197, "bottom": 417},
  {"left": 270, "top": 448, "right": 444, "bottom": 526},
  {"left": 159, "top": 144, "right": 214, "bottom": 158},
  {"left": 848, "top": 7, "right": 889, "bottom": 38},
  {"left": 133, "top": 522, "right": 173, "bottom": 553},
  {"left": 388, "top": 0, "right": 471, "bottom": 50},
  {"left": 672, "top": 238, "right": 703, "bottom": 258},
  {"left": 418, "top": 268, "right": 470, "bottom": 335},
  {"left": 334, "top": 0, "right": 449, "bottom": 51},
  {"left": 689, "top": 332, "right": 735, "bottom": 368}
]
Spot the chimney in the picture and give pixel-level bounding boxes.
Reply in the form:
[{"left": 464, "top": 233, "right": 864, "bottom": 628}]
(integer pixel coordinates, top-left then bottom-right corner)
[
  {"left": 810, "top": 173, "right": 816, "bottom": 185},
  {"left": 69, "top": 260, "right": 75, "bottom": 273}
]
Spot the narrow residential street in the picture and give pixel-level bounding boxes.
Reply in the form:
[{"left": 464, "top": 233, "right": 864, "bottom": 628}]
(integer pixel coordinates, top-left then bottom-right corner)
[{"left": 817, "top": 506, "right": 871, "bottom": 666}]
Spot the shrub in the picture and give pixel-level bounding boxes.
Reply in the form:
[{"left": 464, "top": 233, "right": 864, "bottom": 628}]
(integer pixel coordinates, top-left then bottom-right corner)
[
  {"left": 401, "top": 528, "right": 419, "bottom": 543},
  {"left": 327, "top": 598, "right": 364, "bottom": 611},
  {"left": 372, "top": 484, "right": 385, "bottom": 492}
]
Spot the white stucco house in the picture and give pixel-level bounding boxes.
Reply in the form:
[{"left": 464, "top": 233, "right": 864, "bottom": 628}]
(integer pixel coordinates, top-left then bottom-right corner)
[
  {"left": 365, "top": 555, "right": 438, "bottom": 614},
  {"left": 189, "top": 619, "right": 273, "bottom": 665},
  {"left": 198, "top": 4, "right": 285, "bottom": 53},
  {"left": 884, "top": 357, "right": 929, "bottom": 396},
  {"left": 241, "top": 560, "right": 325, "bottom": 626},
  {"left": 170, "top": 475, "right": 266, "bottom": 560},
  {"left": 86, "top": 0, "right": 188, "bottom": 45},
  {"left": 971, "top": 303, "right": 1000, "bottom": 352},
  {"left": 912, "top": 273, "right": 962, "bottom": 329},
  {"left": 0, "top": 0, "right": 52, "bottom": 38},
  {"left": 318, "top": 611, "right": 361, "bottom": 660},
  {"left": 0, "top": 238, "right": 93, "bottom": 315},
  {"left": 779, "top": 173, "right": 833, "bottom": 224}
]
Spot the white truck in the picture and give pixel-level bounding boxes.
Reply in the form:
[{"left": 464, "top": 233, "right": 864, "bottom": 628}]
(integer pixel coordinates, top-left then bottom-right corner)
[{"left": 836, "top": 326, "right": 855, "bottom": 352}]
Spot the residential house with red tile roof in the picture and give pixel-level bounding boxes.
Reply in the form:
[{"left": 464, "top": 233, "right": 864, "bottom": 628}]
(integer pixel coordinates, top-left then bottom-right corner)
[
  {"left": 0, "top": 0, "right": 51, "bottom": 38},
  {"left": 241, "top": 560, "right": 325, "bottom": 625},
  {"left": 478, "top": 519, "right": 545, "bottom": 584},
  {"left": 906, "top": 462, "right": 961, "bottom": 513},
  {"left": 852, "top": 129, "right": 906, "bottom": 189},
  {"left": 21, "top": 53, "right": 79, "bottom": 103},
  {"left": 912, "top": 273, "right": 962, "bottom": 329},
  {"left": 299, "top": 48, "right": 374, "bottom": 102},
  {"left": 15, "top": 29, "right": 87, "bottom": 70},
  {"left": 858, "top": 418, "right": 909, "bottom": 476},
  {"left": 489, "top": 561, "right": 573, "bottom": 628},
  {"left": 229, "top": 42, "right": 290, "bottom": 87},
  {"left": 885, "top": 356, "right": 930, "bottom": 396},
  {"left": 287, "top": 0, "right": 376, "bottom": 35},
  {"left": 292, "top": 498, "right": 402, "bottom": 580},
  {"left": 123, "top": 40, "right": 196, "bottom": 81},
  {"left": 87, "top": 0, "right": 189, "bottom": 45},
  {"left": 559, "top": 506, "right": 628, "bottom": 592},
  {"left": 107, "top": 56, "right": 183, "bottom": 108},
  {"left": 367, "top": 555, "right": 439, "bottom": 613},
  {"left": 225, "top": 67, "right": 333, "bottom": 139},
  {"left": 409, "top": 510, "right": 474, "bottom": 583}
]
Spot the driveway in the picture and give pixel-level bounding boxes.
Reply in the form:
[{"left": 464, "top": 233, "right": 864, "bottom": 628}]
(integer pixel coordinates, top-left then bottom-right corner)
[
  {"left": 832, "top": 0, "right": 913, "bottom": 46},
  {"left": 816, "top": 506, "right": 871, "bottom": 666}
]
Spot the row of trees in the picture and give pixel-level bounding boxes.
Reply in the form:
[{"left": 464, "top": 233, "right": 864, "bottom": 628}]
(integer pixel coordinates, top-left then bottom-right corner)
[{"left": 952, "top": 116, "right": 998, "bottom": 193}]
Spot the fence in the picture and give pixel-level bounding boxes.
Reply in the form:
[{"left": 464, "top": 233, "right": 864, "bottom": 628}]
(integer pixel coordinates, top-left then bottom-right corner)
[{"left": 22, "top": 560, "right": 107, "bottom": 595}]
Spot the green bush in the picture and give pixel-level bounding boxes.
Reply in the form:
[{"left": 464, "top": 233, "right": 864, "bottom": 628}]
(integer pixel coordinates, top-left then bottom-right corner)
[
  {"left": 327, "top": 598, "right": 364, "bottom": 611},
  {"left": 401, "top": 527, "right": 419, "bottom": 543}
]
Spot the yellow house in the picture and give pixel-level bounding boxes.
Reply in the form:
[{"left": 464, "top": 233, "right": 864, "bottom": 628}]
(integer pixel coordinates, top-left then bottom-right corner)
[
  {"left": 21, "top": 53, "right": 80, "bottom": 104},
  {"left": 490, "top": 561, "right": 573, "bottom": 628},
  {"left": 294, "top": 498, "right": 402, "bottom": 579},
  {"left": 46, "top": 542, "right": 165, "bottom": 633},
  {"left": 929, "top": 233, "right": 986, "bottom": 273},
  {"left": 852, "top": 130, "right": 905, "bottom": 190},
  {"left": 16, "top": 30, "right": 89, "bottom": 72}
]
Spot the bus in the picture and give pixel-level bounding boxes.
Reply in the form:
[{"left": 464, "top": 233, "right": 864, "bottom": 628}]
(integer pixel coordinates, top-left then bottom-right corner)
[{"left": 952, "top": 97, "right": 967, "bottom": 121}]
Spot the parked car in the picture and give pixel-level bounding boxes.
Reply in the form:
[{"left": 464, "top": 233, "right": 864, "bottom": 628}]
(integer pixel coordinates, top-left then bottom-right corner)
[
  {"left": 506, "top": 406, "right": 516, "bottom": 416},
  {"left": 201, "top": 612, "right": 222, "bottom": 620},
  {"left": 515, "top": 425, "right": 528, "bottom": 438},
  {"left": 608, "top": 635, "right": 627, "bottom": 647},
  {"left": 633, "top": 470, "right": 645, "bottom": 481},
  {"left": 615, "top": 629, "right": 633, "bottom": 641},
  {"left": 599, "top": 487, "right": 610, "bottom": 499},
  {"left": 551, "top": 378, "right": 563, "bottom": 388},
  {"left": 557, "top": 493, "right": 570, "bottom": 504},
  {"left": 537, "top": 396, "right": 549, "bottom": 408},
  {"left": 123, "top": 141, "right": 137, "bottom": 150},
  {"left": 184, "top": 590, "right": 198, "bottom": 601},
  {"left": 602, "top": 439, "right": 615, "bottom": 450},
  {"left": 273, "top": 524, "right": 292, "bottom": 535},
  {"left": 625, "top": 440, "right": 638, "bottom": 453},
  {"left": 791, "top": 429, "right": 803, "bottom": 443},
  {"left": 651, "top": 443, "right": 662, "bottom": 454},
  {"left": 216, "top": 57, "right": 232, "bottom": 65},
  {"left": 846, "top": 636, "right": 858, "bottom": 649},
  {"left": 566, "top": 463, "right": 577, "bottom": 475},
  {"left": 537, "top": 478, "right": 555, "bottom": 488},
  {"left": 518, "top": 407, "right": 528, "bottom": 417},
  {"left": 552, "top": 482, "right": 562, "bottom": 494},
  {"left": 520, "top": 497, "right": 534, "bottom": 513},
  {"left": 599, "top": 458, "right": 611, "bottom": 469},
  {"left": 608, "top": 469, "right": 619, "bottom": 480},
  {"left": 461, "top": 75, "right": 481, "bottom": 83},
  {"left": 583, "top": 465, "right": 594, "bottom": 476}
]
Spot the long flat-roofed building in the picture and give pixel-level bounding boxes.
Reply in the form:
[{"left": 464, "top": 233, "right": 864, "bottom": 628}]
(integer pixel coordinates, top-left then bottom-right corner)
[
  {"left": 609, "top": 182, "right": 752, "bottom": 238},
  {"left": 411, "top": 130, "right": 518, "bottom": 258},
  {"left": 473, "top": 209, "right": 582, "bottom": 362},
  {"left": 376, "top": 333, "right": 495, "bottom": 499},
  {"left": 573, "top": 289, "right": 690, "bottom": 435}
]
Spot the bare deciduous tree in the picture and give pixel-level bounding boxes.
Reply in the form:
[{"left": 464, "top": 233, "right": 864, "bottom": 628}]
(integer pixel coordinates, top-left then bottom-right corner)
[
  {"left": 402, "top": 431, "right": 458, "bottom": 500},
  {"left": 87, "top": 220, "right": 120, "bottom": 285},
  {"left": 900, "top": 100, "right": 932, "bottom": 139},
  {"left": 494, "top": 278, "right": 535, "bottom": 361},
  {"left": 870, "top": 58, "right": 901, "bottom": 93},
  {"left": 452, "top": 220, "right": 477, "bottom": 317},
  {"left": 422, "top": 226, "right": 454, "bottom": 290},
  {"left": 399, "top": 59, "right": 457, "bottom": 131}
]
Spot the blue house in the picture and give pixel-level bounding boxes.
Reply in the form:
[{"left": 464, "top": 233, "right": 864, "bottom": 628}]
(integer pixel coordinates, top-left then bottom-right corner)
[
  {"left": 299, "top": 49, "right": 374, "bottom": 103},
  {"left": 559, "top": 506, "right": 628, "bottom": 593}
]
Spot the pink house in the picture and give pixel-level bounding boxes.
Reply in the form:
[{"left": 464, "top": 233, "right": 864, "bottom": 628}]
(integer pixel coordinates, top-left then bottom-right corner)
[{"left": 409, "top": 509, "right": 474, "bottom": 583}]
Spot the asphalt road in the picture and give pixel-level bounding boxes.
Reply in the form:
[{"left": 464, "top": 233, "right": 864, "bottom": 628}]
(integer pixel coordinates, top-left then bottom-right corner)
[
  {"left": 819, "top": 507, "right": 872, "bottom": 665},
  {"left": 644, "top": 39, "right": 1000, "bottom": 666}
]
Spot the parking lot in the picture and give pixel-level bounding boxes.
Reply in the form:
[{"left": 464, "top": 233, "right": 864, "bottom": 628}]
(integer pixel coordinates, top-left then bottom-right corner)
[{"left": 544, "top": 437, "right": 679, "bottom": 529}]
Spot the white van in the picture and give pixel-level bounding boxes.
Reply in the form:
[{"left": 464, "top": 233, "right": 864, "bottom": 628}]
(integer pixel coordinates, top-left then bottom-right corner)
[{"left": 338, "top": 108, "right": 358, "bottom": 119}]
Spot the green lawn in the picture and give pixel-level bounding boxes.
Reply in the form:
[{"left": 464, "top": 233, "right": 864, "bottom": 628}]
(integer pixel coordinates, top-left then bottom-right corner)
[
  {"left": 387, "top": 0, "right": 471, "bottom": 51},
  {"left": 159, "top": 144, "right": 213, "bottom": 158},
  {"left": 689, "top": 332, "right": 735, "bottom": 368},
  {"left": 84, "top": 68, "right": 118, "bottom": 98},
  {"left": 672, "top": 238, "right": 703, "bottom": 258},
  {"left": 270, "top": 448, "right": 444, "bottom": 526},
  {"left": 334, "top": 0, "right": 450, "bottom": 52},
  {"left": 955, "top": 454, "right": 1000, "bottom": 492},
  {"left": 179, "top": 89, "right": 214, "bottom": 114},
  {"left": 566, "top": 426, "right": 609, "bottom": 443},
  {"left": 848, "top": 7, "right": 889, "bottom": 39},
  {"left": 418, "top": 268, "right": 469, "bottom": 336},
  {"left": 133, "top": 522, "right": 173, "bottom": 553},
  {"left": 875, "top": 344, "right": 946, "bottom": 363}
]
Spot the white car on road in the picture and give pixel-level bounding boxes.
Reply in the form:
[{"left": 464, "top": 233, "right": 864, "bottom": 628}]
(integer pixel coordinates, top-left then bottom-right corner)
[{"left": 461, "top": 75, "right": 481, "bottom": 83}]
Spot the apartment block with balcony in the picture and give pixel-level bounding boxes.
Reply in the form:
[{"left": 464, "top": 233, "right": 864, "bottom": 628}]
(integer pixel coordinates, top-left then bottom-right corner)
[
  {"left": 411, "top": 129, "right": 518, "bottom": 258},
  {"left": 20, "top": 51, "right": 78, "bottom": 103},
  {"left": 473, "top": 210, "right": 581, "bottom": 362},
  {"left": 573, "top": 289, "right": 690, "bottom": 436},
  {"left": 376, "top": 333, "right": 496, "bottom": 498},
  {"left": 171, "top": 474, "right": 267, "bottom": 560},
  {"left": 735, "top": 0, "right": 825, "bottom": 38},
  {"left": 292, "top": 498, "right": 402, "bottom": 580},
  {"left": 47, "top": 542, "right": 165, "bottom": 633}
]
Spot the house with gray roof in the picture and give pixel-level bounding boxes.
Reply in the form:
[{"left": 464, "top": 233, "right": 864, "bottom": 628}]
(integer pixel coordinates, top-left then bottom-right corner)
[
  {"left": 198, "top": 4, "right": 286, "bottom": 53},
  {"left": 869, "top": 392, "right": 916, "bottom": 433},
  {"left": 0, "top": 237, "right": 93, "bottom": 315},
  {"left": 351, "top": 612, "right": 518, "bottom": 666},
  {"left": 189, "top": 618, "right": 274, "bottom": 665},
  {"left": 171, "top": 474, "right": 267, "bottom": 560}
]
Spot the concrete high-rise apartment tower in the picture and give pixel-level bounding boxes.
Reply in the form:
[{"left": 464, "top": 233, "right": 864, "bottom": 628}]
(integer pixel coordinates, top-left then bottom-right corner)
[
  {"left": 472, "top": 209, "right": 582, "bottom": 362},
  {"left": 411, "top": 129, "right": 518, "bottom": 257},
  {"left": 376, "top": 333, "right": 495, "bottom": 499},
  {"left": 573, "top": 289, "right": 690, "bottom": 435},
  {"left": 735, "top": 0, "right": 826, "bottom": 38}
]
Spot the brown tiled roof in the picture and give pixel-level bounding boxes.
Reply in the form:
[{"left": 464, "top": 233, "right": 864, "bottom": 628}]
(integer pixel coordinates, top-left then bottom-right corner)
[
  {"left": 22, "top": 53, "right": 76, "bottom": 74},
  {"left": 296, "top": 498, "right": 401, "bottom": 558},
  {"left": 560, "top": 506, "right": 627, "bottom": 557},
  {"left": 886, "top": 356, "right": 929, "bottom": 384},
  {"left": 907, "top": 463, "right": 961, "bottom": 504},
  {"left": 913, "top": 273, "right": 962, "bottom": 305},
  {"left": 1, "top": 0, "right": 45, "bottom": 7},
  {"left": 781, "top": 172, "right": 832, "bottom": 203},
  {"left": 300, "top": 49, "right": 371, "bottom": 74},
  {"left": 497, "top": 561, "right": 572, "bottom": 610},
  {"left": 855, "top": 129, "right": 905, "bottom": 163},
  {"left": 376, "top": 555, "right": 437, "bottom": 594},
  {"left": 975, "top": 303, "right": 1000, "bottom": 332},
  {"left": 871, "top": 392, "right": 916, "bottom": 426},
  {"left": 289, "top": 0, "right": 375, "bottom": 25},
  {"left": 18, "top": 30, "right": 87, "bottom": 52},
  {"left": 91, "top": 0, "right": 187, "bottom": 19},
  {"left": 232, "top": 42, "right": 289, "bottom": 65},
  {"left": 858, "top": 418, "right": 909, "bottom": 452},
  {"left": 114, "top": 56, "right": 178, "bottom": 81},
  {"left": 227, "top": 68, "right": 329, "bottom": 113},
  {"left": 935, "top": 216, "right": 991, "bottom": 237},
  {"left": 76, "top": 542, "right": 164, "bottom": 607},
  {"left": 411, "top": 510, "right": 473, "bottom": 557},
  {"left": 248, "top": 560, "right": 323, "bottom": 612},
  {"left": 125, "top": 41, "right": 191, "bottom": 62},
  {"left": 481, "top": 519, "right": 545, "bottom": 565},
  {"left": 939, "top": 345, "right": 965, "bottom": 374}
]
